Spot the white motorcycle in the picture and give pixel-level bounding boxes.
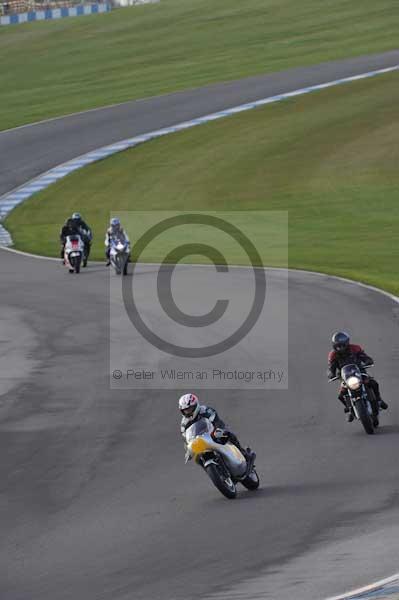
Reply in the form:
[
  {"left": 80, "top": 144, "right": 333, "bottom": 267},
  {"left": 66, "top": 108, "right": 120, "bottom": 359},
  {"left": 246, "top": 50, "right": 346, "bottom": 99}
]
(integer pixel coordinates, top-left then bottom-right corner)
[
  {"left": 110, "top": 236, "right": 130, "bottom": 276},
  {"left": 185, "top": 417, "right": 259, "bottom": 499},
  {"left": 64, "top": 234, "right": 84, "bottom": 274}
]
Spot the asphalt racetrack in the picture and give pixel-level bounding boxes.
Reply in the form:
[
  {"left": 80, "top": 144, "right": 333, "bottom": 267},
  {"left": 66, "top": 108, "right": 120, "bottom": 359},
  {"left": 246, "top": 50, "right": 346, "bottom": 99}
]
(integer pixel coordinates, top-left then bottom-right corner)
[{"left": 1, "top": 51, "right": 399, "bottom": 600}]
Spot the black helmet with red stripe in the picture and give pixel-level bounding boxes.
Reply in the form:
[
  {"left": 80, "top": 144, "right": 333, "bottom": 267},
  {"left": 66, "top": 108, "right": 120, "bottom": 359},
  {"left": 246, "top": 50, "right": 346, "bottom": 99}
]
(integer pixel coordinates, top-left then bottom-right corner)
[{"left": 332, "top": 331, "right": 350, "bottom": 354}]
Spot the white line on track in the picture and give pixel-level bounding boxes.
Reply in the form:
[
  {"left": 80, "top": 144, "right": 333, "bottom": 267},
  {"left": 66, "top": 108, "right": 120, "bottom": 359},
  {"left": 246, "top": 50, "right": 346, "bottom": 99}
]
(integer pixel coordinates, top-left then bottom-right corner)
[
  {"left": 0, "top": 93, "right": 170, "bottom": 136},
  {"left": 1, "top": 246, "right": 398, "bottom": 309},
  {"left": 0, "top": 246, "right": 61, "bottom": 261}
]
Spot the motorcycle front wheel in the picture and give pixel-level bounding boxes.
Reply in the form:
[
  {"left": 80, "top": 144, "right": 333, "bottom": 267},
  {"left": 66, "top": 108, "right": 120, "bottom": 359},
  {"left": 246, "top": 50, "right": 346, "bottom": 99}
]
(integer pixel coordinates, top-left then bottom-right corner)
[
  {"left": 123, "top": 256, "right": 128, "bottom": 276},
  {"left": 74, "top": 255, "right": 81, "bottom": 274},
  {"left": 366, "top": 387, "right": 379, "bottom": 417},
  {"left": 205, "top": 464, "right": 237, "bottom": 499},
  {"left": 114, "top": 255, "right": 122, "bottom": 275},
  {"left": 355, "top": 399, "right": 374, "bottom": 435}
]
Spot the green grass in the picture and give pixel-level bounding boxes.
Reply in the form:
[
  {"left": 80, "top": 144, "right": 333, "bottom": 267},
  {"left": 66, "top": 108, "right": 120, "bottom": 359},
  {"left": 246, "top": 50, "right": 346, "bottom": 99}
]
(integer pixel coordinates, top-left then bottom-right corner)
[
  {"left": 5, "top": 72, "right": 399, "bottom": 294},
  {"left": 1, "top": 0, "right": 399, "bottom": 130},
  {"left": 109, "top": 211, "right": 288, "bottom": 267}
]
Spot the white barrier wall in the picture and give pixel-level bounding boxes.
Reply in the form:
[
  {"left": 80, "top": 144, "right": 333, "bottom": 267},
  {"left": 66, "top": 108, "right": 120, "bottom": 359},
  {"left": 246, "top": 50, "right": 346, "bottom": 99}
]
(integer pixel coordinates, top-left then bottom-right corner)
[{"left": 0, "top": 2, "right": 110, "bottom": 25}]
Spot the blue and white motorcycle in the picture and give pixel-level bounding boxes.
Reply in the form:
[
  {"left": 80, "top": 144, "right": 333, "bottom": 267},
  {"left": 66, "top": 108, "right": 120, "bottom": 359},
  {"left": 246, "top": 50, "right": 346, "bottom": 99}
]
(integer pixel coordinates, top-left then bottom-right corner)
[{"left": 110, "top": 236, "right": 130, "bottom": 276}]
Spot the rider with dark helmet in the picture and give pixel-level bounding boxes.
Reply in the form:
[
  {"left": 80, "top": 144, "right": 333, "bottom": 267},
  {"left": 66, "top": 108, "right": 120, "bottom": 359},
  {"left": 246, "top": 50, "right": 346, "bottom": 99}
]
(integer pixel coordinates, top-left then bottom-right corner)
[
  {"left": 60, "top": 216, "right": 82, "bottom": 263},
  {"left": 60, "top": 212, "right": 92, "bottom": 266},
  {"left": 327, "top": 331, "right": 388, "bottom": 422},
  {"left": 72, "top": 212, "right": 92, "bottom": 263},
  {"left": 178, "top": 393, "right": 252, "bottom": 459}
]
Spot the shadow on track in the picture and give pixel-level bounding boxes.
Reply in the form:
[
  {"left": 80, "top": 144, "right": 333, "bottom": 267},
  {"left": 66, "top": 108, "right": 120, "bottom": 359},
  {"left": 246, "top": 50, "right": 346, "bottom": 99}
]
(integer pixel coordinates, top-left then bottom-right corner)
[{"left": 378, "top": 424, "right": 399, "bottom": 435}]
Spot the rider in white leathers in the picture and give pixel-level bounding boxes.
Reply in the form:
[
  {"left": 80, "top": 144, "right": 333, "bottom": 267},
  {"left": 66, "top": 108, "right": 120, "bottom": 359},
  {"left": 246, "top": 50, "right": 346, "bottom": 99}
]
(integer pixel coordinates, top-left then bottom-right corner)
[
  {"left": 105, "top": 217, "right": 130, "bottom": 266},
  {"left": 179, "top": 393, "right": 251, "bottom": 459}
]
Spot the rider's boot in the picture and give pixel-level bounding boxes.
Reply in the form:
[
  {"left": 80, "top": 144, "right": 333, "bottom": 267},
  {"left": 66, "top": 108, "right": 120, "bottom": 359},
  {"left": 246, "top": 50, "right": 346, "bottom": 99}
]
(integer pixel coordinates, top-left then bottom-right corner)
[
  {"left": 245, "top": 446, "right": 256, "bottom": 460},
  {"left": 238, "top": 442, "right": 255, "bottom": 462},
  {"left": 228, "top": 433, "right": 253, "bottom": 460},
  {"left": 343, "top": 398, "right": 354, "bottom": 422}
]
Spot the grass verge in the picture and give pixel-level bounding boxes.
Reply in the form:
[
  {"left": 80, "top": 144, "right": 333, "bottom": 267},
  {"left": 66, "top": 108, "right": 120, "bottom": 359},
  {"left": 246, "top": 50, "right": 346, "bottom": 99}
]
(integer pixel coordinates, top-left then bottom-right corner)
[
  {"left": 4, "top": 72, "right": 399, "bottom": 294},
  {"left": 1, "top": 0, "right": 399, "bottom": 130}
]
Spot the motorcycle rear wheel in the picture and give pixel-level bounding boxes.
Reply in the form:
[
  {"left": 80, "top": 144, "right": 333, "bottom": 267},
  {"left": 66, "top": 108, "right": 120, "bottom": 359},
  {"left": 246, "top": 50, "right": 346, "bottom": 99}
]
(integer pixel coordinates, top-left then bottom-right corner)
[{"left": 205, "top": 464, "right": 237, "bottom": 499}]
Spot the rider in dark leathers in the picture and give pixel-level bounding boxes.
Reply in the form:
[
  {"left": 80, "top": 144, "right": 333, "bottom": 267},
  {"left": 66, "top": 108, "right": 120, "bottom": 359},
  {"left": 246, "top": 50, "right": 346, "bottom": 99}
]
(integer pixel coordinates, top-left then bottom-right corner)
[
  {"left": 179, "top": 393, "right": 251, "bottom": 458},
  {"left": 327, "top": 331, "right": 388, "bottom": 421},
  {"left": 60, "top": 217, "right": 81, "bottom": 262},
  {"left": 71, "top": 212, "right": 92, "bottom": 264},
  {"left": 60, "top": 213, "right": 92, "bottom": 264}
]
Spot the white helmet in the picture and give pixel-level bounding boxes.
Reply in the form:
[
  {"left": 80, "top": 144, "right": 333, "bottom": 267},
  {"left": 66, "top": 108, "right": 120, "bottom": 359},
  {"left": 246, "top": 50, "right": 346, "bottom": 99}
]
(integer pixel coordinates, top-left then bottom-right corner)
[{"left": 178, "top": 393, "right": 200, "bottom": 420}]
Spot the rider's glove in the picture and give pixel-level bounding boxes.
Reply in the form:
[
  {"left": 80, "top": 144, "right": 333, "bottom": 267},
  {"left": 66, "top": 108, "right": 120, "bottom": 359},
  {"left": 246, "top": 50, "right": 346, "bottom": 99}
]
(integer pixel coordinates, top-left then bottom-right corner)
[
  {"left": 213, "top": 428, "right": 229, "bottom": 443},
  {"left": 327, "top": 369, "right": 337, "bottom": 380},
  {"left": 213, "top": 428, "right": 224, "bottom": 438}
]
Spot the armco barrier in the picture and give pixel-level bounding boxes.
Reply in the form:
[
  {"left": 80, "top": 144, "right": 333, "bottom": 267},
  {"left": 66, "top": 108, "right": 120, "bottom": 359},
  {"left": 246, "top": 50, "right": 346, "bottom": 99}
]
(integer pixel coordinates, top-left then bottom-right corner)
[{"left": 0, "top": 2, "right": 110, "bottom": 24}]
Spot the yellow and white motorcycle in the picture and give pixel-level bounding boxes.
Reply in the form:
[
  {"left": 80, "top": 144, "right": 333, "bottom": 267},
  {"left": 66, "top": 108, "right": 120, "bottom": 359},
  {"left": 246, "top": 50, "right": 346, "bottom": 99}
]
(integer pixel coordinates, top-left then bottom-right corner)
[{"left": 185, "top": 418, "right": 259, "bottom": 499}]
